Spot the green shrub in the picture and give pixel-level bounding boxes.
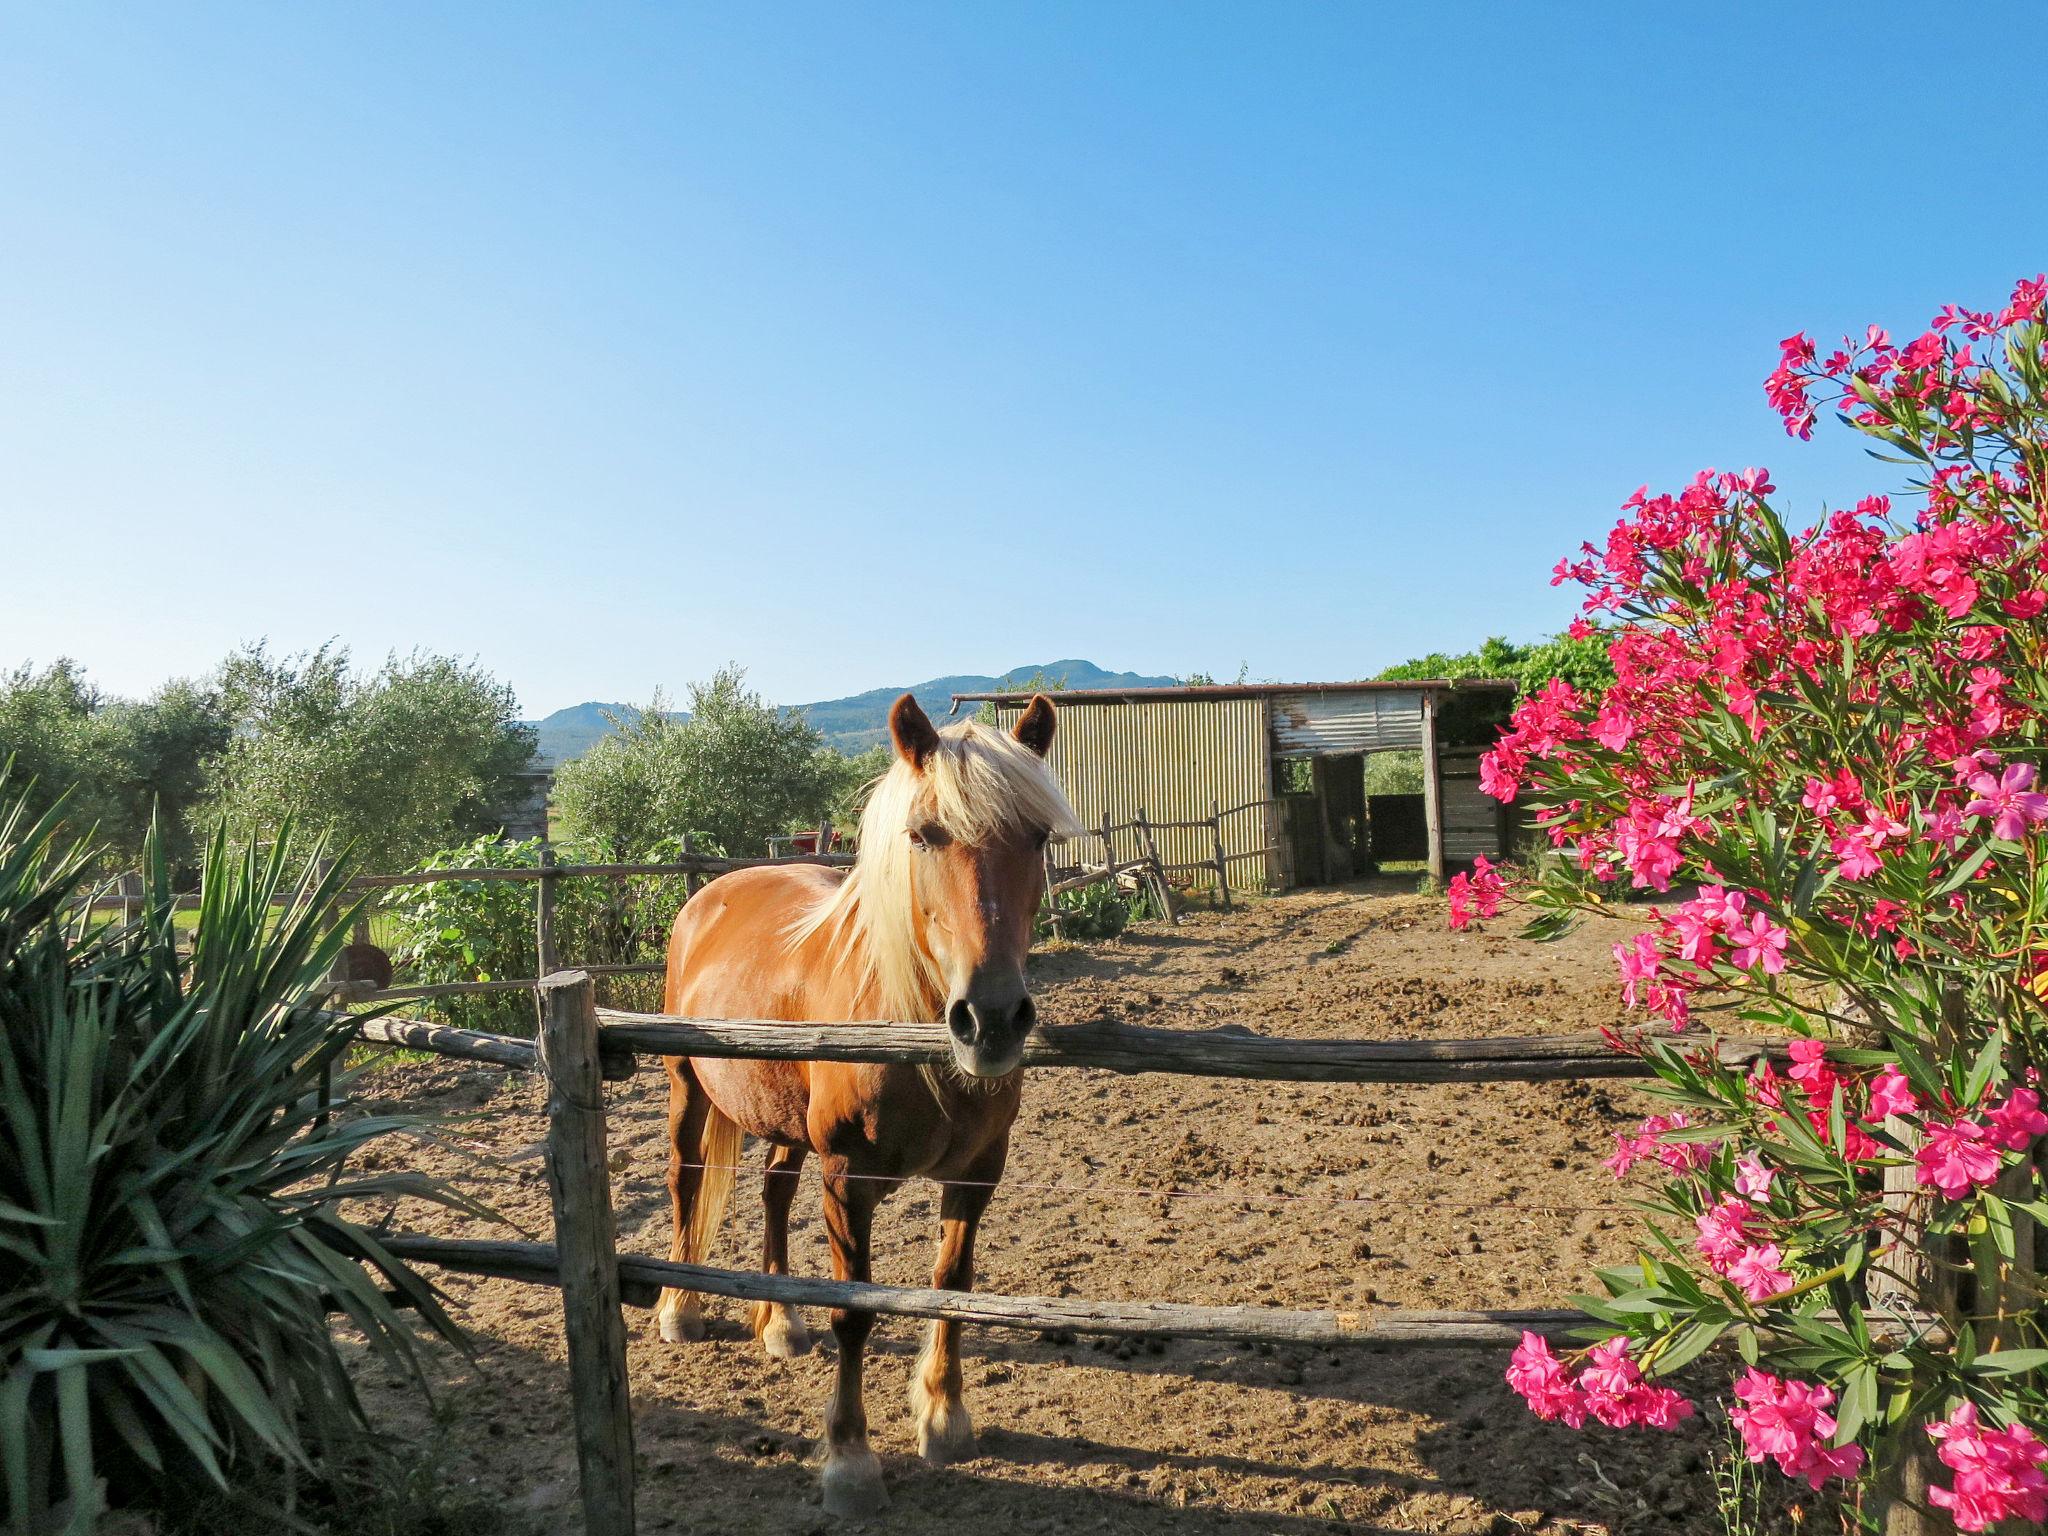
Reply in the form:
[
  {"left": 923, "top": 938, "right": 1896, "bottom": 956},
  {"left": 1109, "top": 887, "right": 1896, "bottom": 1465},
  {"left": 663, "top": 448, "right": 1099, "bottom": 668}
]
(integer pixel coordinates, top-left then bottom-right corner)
[
  {"left": 378, "top": 836, "right": 691, "bottom": 1033},
  {"left": 0, "top": 794, "right": 468, "bottom": 1534},
  {"left": 1040, "top": 879, "right": 1148, "bottom": 941}
]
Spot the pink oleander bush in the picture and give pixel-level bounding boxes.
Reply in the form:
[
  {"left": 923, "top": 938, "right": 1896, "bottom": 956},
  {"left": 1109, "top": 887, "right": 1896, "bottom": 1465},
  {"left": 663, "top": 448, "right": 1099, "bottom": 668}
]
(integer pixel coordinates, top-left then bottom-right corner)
[{"left": 1458, "top": 276, "right": 2048, "bottom": 1531}]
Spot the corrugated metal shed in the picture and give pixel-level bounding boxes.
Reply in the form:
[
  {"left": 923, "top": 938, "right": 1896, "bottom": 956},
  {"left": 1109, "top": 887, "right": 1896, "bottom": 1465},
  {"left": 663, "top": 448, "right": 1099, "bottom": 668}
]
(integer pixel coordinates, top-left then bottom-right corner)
[
  {"left": 988, "top": 696, "right": 1278, "bottom": 891},
  {"left": 958, "top": 679, "right": 1516, "bottom": 891},
  {"left": 1270, "top": 690, "right": 1426, "bottom": 756}
]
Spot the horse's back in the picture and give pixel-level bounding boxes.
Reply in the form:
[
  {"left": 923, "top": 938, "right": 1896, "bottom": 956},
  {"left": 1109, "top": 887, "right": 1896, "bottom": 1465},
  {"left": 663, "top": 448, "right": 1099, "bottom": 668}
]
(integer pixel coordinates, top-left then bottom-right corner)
[{"left": 664, "top": 863, "right": 844, "bottom": 1018}]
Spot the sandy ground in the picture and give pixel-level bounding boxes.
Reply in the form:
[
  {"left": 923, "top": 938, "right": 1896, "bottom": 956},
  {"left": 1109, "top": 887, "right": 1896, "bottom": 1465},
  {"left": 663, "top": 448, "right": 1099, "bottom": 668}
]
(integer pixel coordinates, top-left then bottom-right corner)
[{"left": 343, "top": 883, "right": 1762, "bottom": 1536}]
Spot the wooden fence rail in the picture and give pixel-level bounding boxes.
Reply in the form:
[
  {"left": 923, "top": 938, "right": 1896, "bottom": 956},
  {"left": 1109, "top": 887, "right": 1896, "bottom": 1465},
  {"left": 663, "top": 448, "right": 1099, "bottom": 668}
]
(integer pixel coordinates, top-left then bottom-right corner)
[
  {"left": 350, "top": 1009, "right": 1785, "bottom": 1085},
  {"left": 375, "top": 1234, "right": 1582, "bottom": 1348}
]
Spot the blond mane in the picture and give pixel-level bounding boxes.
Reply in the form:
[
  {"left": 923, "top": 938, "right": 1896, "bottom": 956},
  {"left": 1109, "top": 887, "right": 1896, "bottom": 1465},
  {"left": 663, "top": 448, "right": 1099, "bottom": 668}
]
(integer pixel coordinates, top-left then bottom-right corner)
[{"left": 789, "top": 718, "right": 1082, "bottom": 1022}]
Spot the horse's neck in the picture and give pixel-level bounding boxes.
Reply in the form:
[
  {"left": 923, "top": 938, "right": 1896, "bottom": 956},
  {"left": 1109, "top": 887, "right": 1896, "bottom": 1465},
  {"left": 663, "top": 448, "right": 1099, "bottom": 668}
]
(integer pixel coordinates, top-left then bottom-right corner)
[{"left": 803, "top": 873, "right": 943, "bottom": 1024}]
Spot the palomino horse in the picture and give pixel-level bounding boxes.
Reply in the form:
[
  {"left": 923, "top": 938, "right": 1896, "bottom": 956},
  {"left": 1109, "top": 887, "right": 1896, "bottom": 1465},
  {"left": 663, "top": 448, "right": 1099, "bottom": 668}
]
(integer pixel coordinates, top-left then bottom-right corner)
[{"left": 655, "top": 692, "right": 1080, "bottom": 1516}]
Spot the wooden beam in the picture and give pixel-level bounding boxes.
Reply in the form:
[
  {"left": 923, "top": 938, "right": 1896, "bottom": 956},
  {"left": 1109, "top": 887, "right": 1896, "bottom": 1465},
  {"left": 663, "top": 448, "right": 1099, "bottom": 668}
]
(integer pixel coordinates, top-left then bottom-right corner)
[
  {"left": 350, "top": 1008, "right": 1795, "bottom": 1088},
  {"left": 373, "top": 1234, "right": 1581, "bottom": 1349},
  {"left": 538, "top": 972, "right": 637, "bottom": 1536},
  {"left": 354, "top": 1015, "right": 538, "bottom": 1069},
  {"left": 1421, "top": 691, "right": 1445, "bottom": 886},
  {"left": 597, "top": 1010, "right": 1784, "bottom": 1084}
]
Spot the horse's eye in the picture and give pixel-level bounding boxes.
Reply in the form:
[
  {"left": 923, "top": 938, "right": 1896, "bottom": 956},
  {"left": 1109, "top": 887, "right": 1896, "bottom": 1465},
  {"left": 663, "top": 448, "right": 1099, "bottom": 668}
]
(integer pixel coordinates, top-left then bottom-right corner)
[{"left": 909, "top": 823, "right": 951, "bottom": 850}]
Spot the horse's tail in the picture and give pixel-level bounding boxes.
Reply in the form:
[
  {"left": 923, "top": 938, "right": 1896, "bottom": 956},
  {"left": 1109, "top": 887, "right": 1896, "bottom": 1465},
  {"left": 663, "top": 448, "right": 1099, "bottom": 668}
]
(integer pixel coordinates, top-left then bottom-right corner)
[{"left": 686, "top": 1097, "right": 743, "bottom": 1264}]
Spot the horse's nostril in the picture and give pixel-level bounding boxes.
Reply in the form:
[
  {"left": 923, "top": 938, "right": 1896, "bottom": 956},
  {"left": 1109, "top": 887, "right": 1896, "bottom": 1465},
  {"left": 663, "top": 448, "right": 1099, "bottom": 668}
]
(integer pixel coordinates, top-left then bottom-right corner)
[
  {"left": 946, "top": 997, "right": 976, "bottom": 1042},
  {"left": 1015, "top": 995, "right": 1037, "bottom": 1030}
]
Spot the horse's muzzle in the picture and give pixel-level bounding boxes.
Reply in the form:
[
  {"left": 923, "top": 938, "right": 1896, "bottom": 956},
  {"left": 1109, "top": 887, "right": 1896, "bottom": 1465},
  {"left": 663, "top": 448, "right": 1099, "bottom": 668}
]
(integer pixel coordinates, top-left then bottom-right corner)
[{"left": 944, "top": 989, "right": 1036, "bottom": 1078}]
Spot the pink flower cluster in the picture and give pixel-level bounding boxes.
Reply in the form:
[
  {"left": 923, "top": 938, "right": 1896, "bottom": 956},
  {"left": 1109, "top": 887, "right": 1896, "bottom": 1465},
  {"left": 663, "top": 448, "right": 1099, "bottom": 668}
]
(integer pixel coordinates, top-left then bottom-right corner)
[
  {"left": 1728, "top": 1369, "right": 1866, "bottom": 1488},
  {"left": 1692, "top": 1197, "right": 1792, "bottom": 1302},
  {"left": 1505, "top": 1333, "right": 1692, "bottom": 1431},
  {"left": 1603, "top": 1112, "right": 1716, "bottom": 1178},
  {"left": 1913, "top": 1088, "right": 2048, "bottom": 1198},
  {"left": 1447, "top": 855, "right": 1505, "bottom": 931},
  {"left": 1927, "top": 1401, "right": 2048, "bottom": 1531}
]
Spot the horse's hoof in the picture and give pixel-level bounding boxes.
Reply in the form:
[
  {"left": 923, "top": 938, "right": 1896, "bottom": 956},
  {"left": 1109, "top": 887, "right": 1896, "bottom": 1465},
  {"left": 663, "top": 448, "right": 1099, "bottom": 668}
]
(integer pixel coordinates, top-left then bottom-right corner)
[
  {"left": 762, "top": 1315, "right": 813, "bottom": 1359},
  {"left": 820, "top": 1447, "right": 888, "bottom": 1518},
  {"left": 914, "top": 1397, "right": 977, "bottom": 1465},
  {"left": 657, "top": 1308, "right": 706, "bottom": 1344}
]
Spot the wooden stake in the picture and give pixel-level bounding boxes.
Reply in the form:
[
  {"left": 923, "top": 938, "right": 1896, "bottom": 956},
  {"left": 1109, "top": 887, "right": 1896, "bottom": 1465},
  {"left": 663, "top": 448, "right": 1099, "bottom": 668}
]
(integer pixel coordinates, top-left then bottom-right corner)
[
  {"left": 1421, "top": 692, "right": 1445, "bottom": 887},
  {"left": 1133, "top": 807, "right": 1177, "bottom": 925},
  {"left": 1209, "top": 799, "right": 1231, "bottom": 912},
  {"left": 538, "top": 971, "right": 636, "bottom": 1536},
  {"left": 535, "top": 844, "right": 559, "bottom": 1034}
]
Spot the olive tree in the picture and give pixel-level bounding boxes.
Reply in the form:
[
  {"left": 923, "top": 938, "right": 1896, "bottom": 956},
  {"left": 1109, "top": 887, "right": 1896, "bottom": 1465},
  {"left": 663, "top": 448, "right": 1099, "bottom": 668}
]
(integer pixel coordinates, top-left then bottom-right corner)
[
  {"left": 552, "top": 665, "right": 842, "bottom": 857},
  {"left": 203, "top": 643, "right": 535, "bottom": 873}
]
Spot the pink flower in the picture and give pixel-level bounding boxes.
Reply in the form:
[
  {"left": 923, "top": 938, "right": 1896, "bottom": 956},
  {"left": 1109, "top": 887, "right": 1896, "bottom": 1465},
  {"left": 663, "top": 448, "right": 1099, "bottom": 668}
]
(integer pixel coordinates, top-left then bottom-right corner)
[
  {"left": 1922, "top": 804, "right": 1966, "bottom": 852},
  {"left": 1590, "top": 701, "right": 1636, "bottom": 751},
  {"left": 1505, "top": 1332, "right": 1587, "bottom": 1426},
  {"left": 1696, "top": 1197, "right": 1759, "bottom": 1267},
  {"left": 1927, "top": 1401, "right": 2048, "bottom": 1531},
  {"left": 1730, "top": 1369, "right": 1867, "bottom": 1489},
  {"left": 1830, "top": 828, "right": 1883, "bottom": 881},
  {"left": 1447, "top": 855, "right": 1506, "bottom": 931},
  {"left": 1866, "top": 1064, "right": 1920, "bottom": 1121},
  {"left": 1575, "top": 1336, "right": 1694, "bottom": 1431},
  {"left": 1726, "top": 1242, "right": 1794, "bottom": 1302},
  {"left": 1612, "top": 931, "right": 1663, "bottom": 1008},
  {"left": 1607, "top": 1113, "right": 1715, "bottom": 1178},
  {"left": 1916, "top": 1116, "right": 2005, "bottom": 1199},
  {"left": 1728, "top": 910, "right": 1789, "bottom": 974},
  {"left": 1985, "top": 1087, "right": 2048, "bottom": 1151},
  {"left": 1733, "top": 1153, "right": 1776, "bottom": 1202},
  {"left": 1965, "top": 762, "right": 2048, "bottom": 842}
]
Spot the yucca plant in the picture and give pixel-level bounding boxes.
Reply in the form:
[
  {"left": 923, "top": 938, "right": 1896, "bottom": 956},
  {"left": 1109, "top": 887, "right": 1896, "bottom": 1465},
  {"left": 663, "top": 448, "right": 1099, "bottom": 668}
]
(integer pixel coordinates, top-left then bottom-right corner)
[{"left": 0, "top": 784, "right": 475, "bottom": 1534}]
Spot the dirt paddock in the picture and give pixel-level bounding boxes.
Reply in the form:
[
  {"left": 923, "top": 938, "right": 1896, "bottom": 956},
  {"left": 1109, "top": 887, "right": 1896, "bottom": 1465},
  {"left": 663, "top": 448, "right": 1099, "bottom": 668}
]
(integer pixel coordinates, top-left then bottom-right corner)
[{"left": 347, "top": 883, "right": 1752, "bottom": 1536}]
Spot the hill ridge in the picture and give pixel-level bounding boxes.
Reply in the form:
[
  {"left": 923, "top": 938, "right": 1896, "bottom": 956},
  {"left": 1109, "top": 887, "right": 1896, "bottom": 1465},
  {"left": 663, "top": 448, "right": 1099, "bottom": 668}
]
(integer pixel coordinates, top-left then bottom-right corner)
[{"left": 525, "top": 659, "right": 1179, "bottom": 763}]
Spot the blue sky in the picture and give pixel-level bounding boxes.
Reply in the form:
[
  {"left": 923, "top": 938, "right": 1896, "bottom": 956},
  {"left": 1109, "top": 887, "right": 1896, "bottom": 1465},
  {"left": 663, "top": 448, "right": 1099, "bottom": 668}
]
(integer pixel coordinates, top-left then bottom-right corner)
[{"left": 6, "top": 5, "right": 2045, "bottom": 716}]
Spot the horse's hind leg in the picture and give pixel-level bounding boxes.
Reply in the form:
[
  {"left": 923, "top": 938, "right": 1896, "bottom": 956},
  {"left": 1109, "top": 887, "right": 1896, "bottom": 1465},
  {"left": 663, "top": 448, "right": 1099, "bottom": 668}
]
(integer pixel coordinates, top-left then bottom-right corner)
[
  {"left": 818, "top": 1160, "right": 888, "bottom": 1517},
  {"left": 655, "top": 1059, "right": 710, "bottom": 1343},
  {"left": 912, "top": 1144, "right": 1003, "bottom": 1465},
  {"left": 749, "top": 1141, "right": 812, "bottom": 1358}
]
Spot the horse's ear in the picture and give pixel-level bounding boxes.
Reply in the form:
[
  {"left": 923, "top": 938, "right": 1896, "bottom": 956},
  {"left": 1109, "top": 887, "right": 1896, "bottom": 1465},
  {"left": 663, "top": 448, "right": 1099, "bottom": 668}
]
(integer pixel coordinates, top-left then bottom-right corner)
[
  {"left": 889, "top": 693, "right": 940, "bottom": 771},
  {"left": 1012, "top": 694, "right": 1056, "bottom": 757}
]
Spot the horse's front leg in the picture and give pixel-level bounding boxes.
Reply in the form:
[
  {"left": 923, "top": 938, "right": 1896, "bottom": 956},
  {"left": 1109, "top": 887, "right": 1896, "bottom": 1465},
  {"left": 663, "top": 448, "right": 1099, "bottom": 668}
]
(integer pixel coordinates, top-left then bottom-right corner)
[
  {"left": 912, "top": 1141, "right": 1005, "bottom": 1465},
  {"left": 818, "top": 1160, "right": 888, "bottom": 1517},
  {"left": 749, "top": 1141, "right": 812, "bottom": 1358}
]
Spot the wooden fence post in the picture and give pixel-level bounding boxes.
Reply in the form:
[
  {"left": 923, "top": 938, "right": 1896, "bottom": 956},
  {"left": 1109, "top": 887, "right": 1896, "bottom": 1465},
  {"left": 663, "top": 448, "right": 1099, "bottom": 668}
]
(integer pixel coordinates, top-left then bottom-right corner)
[
  {"left": 1099, "top": 811, "right": 1118, "bottom": 884},
  {"left": 536, "top": 844, "right": 560, "bottom": 1031},
  {"left": 1421, "top": 692, "right": 1445, "bottom": 888},
  {"left": 1133, "top": 807, "right": 1177, "bottom": 926},
  {"left": 680, "top": 833, "right": 700, "bottom": 898},
  {"left": 538, "top": 970, "right": 637, "bottom": 1536},
  {"left": 1209, "top": 799, "right": 1231, "bottom": 912},
  {"left": 1863, "top": 986, "right": 1962, "bottom": 1536},
  {"left": 816, "top": 818, "right": 833, "bottom": 857},
  {"left": 1040, "top": 846, "right": 1064, "bottom": 942}
]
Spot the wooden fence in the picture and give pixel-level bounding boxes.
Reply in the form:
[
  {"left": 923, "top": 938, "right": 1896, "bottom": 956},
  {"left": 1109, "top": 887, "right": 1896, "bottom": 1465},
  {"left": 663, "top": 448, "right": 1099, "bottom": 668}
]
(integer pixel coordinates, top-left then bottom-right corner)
[
  {"left": 336, "top": 975, "right": 1873, "bottom": 1536},
  {"left": 1040, "top": 796, "right": 1288, "bottom": 934}
]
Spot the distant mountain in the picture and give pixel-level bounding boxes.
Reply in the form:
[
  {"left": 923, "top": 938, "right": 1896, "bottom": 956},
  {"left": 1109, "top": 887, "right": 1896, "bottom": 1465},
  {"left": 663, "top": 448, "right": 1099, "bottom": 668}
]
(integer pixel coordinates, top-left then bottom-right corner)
[
  {"left": 525, "top": 659, "right": 1178, "bottom": 764},
  {"left": 794, "top": 659, "right": 1179, "bottom": 752}
]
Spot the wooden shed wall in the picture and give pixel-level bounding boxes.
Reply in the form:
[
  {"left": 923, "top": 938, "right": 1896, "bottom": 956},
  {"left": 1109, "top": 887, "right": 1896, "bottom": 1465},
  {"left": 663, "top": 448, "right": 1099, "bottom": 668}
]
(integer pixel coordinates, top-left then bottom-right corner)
[
  {"left": 1438, "top": 747, "right": 1506, "bottom": 864},
  {"left": 990, "top": 698, "right": 1278, "bottom": 891}
]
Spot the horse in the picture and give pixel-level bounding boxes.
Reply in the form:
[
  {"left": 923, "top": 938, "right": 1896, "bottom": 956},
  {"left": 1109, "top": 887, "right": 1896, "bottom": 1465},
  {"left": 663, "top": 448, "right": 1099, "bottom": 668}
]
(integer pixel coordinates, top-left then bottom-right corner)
[{"left": 654, "top": 690, "right": 1080, "bottom": 1516}]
